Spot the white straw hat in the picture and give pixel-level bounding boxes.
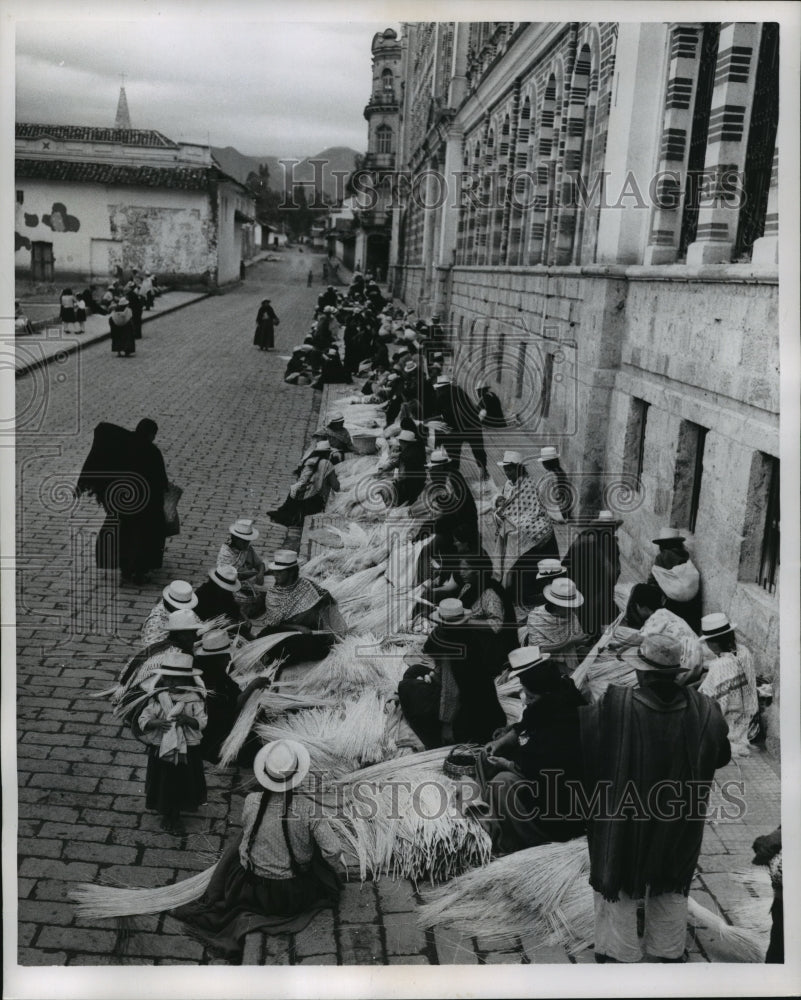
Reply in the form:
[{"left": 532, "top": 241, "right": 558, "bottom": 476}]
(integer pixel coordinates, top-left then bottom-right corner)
[
  {"left": 700, "top": 612, "right": 737, "bottom": 640},
  {"left": 507, "top": 646, "right": 551, "bottom": 672},
  {"left": 535, "top": 559, "right": 564, "bottom": 580},
  {"left": 195, "top": 630, "right": 232, "bottom": 657},
  {"left": 497, "top": 449, "right": 523, "bottom": 467},
  {"left": 253, "top": 740, "right": 311, "bottom": 791},
  {"left": 538, "top": 446, "right": 560, "bottom": 462},
  {"left": 543, "top": 577, "right": 584, "bottom": 608},
  {"left": 652, "top": 526, "right": 686, "bottom": 544},
  {"left": 157, "top": 651, "right": 203, "bottom": 678},
  {"left": 230, "top": 518, "right": 259, "bottom": 541},
  {"left": 427, "top": 448, "right": 452, "bottom": 467},
  {"left": 268, "top": 549, "right": 300, "bottom": 572},
  {"left": 434, "top": 375, "right": 452, "bottom": 388},
  {"left": 430, "top": 598, "right": 472, "bottom": 624},
  {"left": 167, "top": 609, "right": 200, "bottom": 632},
  {"left": 207, "top": 565, "right": 242, "bottom": 592},
  {"left": 162, "top": 580, "right": 198, "bottom": 609}
]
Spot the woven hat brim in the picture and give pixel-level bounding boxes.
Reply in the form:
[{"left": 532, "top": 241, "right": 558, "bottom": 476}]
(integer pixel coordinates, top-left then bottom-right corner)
[{"left": 254, "top": 741, "right": 311, "bottom": 791}]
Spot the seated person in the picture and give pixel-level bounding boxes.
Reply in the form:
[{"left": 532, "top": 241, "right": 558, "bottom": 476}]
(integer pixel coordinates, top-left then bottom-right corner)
[
  {"left": 480, "top": 647, "right": 587, "bottom": 853},
  {"left": 142, "top": 580, "right": 200, "bottom": 646},
  {"left": 698, "top": 613, "right": 759, "bottom": 756},
  {"left": 194, "top": 564, "right": 242, "bottom": 622},
  {"left": 521, "top": 577, "right": 584, "bottom": 651},
  {"left": 218, "top": 518, "right": 266, "bottom": 619},
  {"left": 245, "top": 550, "right": 346, "bottom": 640}
]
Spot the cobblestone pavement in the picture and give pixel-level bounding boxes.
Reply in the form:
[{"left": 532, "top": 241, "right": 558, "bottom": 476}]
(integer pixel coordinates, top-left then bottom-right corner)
[{"left": 14, "top": 251, "right": 780, "bottom": 967}]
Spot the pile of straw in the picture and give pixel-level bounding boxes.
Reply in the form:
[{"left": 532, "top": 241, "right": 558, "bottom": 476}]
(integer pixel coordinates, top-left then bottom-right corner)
[
  {"left": 292, "top": 634, "right": 409, "bottom": 701},
  {"left": 70, "top": 865, "right": 216, "bottom": 920},
  {"left": 227, "top": 632, "right": 298, "bottom": 680},
  {"left": 417, "top": 837, "right": 766, "bottom": 961}
]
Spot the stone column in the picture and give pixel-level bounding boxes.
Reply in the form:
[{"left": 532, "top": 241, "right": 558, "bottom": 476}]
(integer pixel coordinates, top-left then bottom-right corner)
[
  {"left": 685, "top": 22, "right": 761, "bottom": 265},
  {"left": 751, "top": 144, "right": 778, "bottom": 266},
  {"left": 643, "top": 24, "right": 705, "bottom": 265}
]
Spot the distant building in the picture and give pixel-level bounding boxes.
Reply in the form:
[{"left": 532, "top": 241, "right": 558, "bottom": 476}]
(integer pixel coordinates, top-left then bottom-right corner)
[
  {"left": 15, "top": 91, "right": 256, "bottom": 288},
  {"left": 390, "top": 22, "right": 779, "bottom": 677}
]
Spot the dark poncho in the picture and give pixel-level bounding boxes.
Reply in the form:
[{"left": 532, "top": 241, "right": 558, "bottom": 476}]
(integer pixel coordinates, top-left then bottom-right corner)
[{"left": 579, "top": 684, "right": 730, "bottom": 901}]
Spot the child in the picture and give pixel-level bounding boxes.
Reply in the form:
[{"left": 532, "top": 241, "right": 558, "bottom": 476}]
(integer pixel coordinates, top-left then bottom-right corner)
[{"left": 136, "top": 651, "right": 208, "bottom": 835}]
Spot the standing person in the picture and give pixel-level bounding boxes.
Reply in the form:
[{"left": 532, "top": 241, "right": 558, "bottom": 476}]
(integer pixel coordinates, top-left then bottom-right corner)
[
  {"left": 59, "top": 287, "right": 78, "bottom": 333},
  {"left": 392, "top": 428, "right": 427, "bottom": 507},
  {"left": 411, "top": 449, "right": 479, "bottom": 545},
  {"left": 169, "top": 740, "right": 344, "bottom": 959},
  {"left": 493, "top": 450, "right": 559, "bottom": 609},
  {"left": 127, "top": 283, "right": 144, "bottom": 340},
  {"left": 140, "top": 271, "right": 155, "bottom": 309},
  {"left": 254, "top": 298, "right": 280, "bottom": 351},
  {"left": 536, "top": 446, "right": 574, "bottom": 523},
  {"left": 563, "top": 510, "right": 622, "bottom": 642},
  {"left": 307, "top": 267, "right": 314, "bottom": 287},
  {"left": 580, "top": 634, "right": 731, "bottom": 964},
  {"left": 698, "top": 613, "right": 759, "bottom": 756},
  {"left": 74, "top": 294, "right": 87, "bottom": 335},
  {"left": 135, "top": 651, "right": 208, "bottom": 835},
  {"left": 76, "top": 418, "right": 169, "bottom": 585},
  {"left": 193, "top": 630, "right": 242, "bottom": 764},
  {"left": 109, "top": 298, "right": 136, "bottom": 358},
  {"left": 432, "top": 375, "right": 488, "bottom": 477},
  {"left": 476, "top": 382, "right": 506, "bottom": 428}
]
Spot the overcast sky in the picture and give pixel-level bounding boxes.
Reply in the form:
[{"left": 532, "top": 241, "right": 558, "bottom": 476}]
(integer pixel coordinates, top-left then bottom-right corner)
[{"left": 15, "top": 17, "right": 399, "bottom": 157}]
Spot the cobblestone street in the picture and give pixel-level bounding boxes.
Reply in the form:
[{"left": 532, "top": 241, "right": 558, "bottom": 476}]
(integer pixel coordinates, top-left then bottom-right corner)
[{"left": 14, "top": 253, "right": 781, "bottom": 968}]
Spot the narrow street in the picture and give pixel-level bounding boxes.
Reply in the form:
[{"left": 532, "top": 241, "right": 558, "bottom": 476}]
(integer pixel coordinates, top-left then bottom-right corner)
[{"left": 15, "top": 252, "right": 324, "bottom": 964}]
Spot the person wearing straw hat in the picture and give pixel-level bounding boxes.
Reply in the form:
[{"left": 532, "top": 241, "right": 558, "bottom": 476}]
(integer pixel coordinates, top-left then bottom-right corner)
[
  {"left": 391, "top": 427, "right": 428, "bottom": 507},
  {"left": 170, "top": 739, "right": 343, "bottom": 958},
  {"left": 296, "top": 412, "right": 353, "bottom": 471},
  {"left": 494, "top": 451, "right": 559, "bottom": 609},
  {"left": 563, "top": 510, "right": 623, "bottom": 641},
  {"left": 536, "top": 445, "right": 573, "bottom": 523},
  {"left": 217, "top": 518, "right": 266, "bottom": 619},
  {"left": 580, "top": 634, "right": 731, "bottom": 963},
  {"left": 432, "top": 374, "right": 489, "bottom": 478},
  {"left": 521, "top": 577, "right": 585, "bottom": 651},
  {"left": 398, "top": 598, "right": 506, "bottom": 749},
  {"left": 108, "top": 296, "right": 135, "bottom": 357},
  {"left": 192, "top": 630, "right": 242, "bottom": 764},
  {"left": 245, "top": 550, "right": 346, "bottom": 641},
  {"left": 193, "top": 564, "right": 242, "bottom": 623},
  {"left": 268, "top": 442, "right": 340, "bottom": 529},
  {"left": 135, "top": 651, "right": 208, "bottom": 835},
  {"left": 478, "top": 647, "right": 587, "bottom": 853},
  {"left": 142, "top": 580, "right": 200, "bottom": 646},
  {"left": 647, "top": 528, "right": 702, "bottom": 632},
  {"left": 411, "top": 448, "right": 479, "bottom": 547},
  {"left": 475, "top": 382, "right": 506, "bottom": 428},
  {"left": 697, "top": 613, "right": 759, "bottom": 756},
  {"left": 525, "top": 557, "right": 568, "bottom": 610},
  {"left": 283, "top": 346, "right": 313, "bottom": 385}
]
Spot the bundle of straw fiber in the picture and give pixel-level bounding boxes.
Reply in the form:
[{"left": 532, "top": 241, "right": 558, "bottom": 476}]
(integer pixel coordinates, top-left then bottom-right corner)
[
  {"left": 227, "top": 632, "right": 299, "bottom": 680},
  {"left": 325, "top": 563, "right": 387, "bottom": 605},
  {"left": 70, "top": 865, "right": 216, "bottom": 921},
  {"left": 255, "top": 691, "right": 397, "bottom": 774},
  {"left": 330, "top": 749, "right": 492, "bottom": 884},
  {"left": 417, "top": 837, "right": 766, "bottom": 961},
  {"left": 292, "top": 634, "right": 409, "bottom": 700},
  {"left": 216, "top": 687, "right": 335, "bottom": 769}
]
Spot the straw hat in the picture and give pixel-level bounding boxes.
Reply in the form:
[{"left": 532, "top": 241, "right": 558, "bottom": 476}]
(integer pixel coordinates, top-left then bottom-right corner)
[
  {"left": 167, "top": 609, "right": 200, "bottom": 632},
  {"left": 403, "top": 361, "right": 419, "bottom": 374},
  {"left": 327, "top": 412, "right": 345, "bottom": 425},
  {"left": 497, "top": 449, "right": 523, "bottom": 467},
  {"left": 434, "top": 375, "right": 452, "bottom": 389},
  {"left": 162, "top": 580, "right": 198, "bottom": 609},
  {"left": 542, "top": 577, "right": 584, "bottom": 608},
  {"left": 593, "top": 509, "right": 623, "bottom": 526},
  {"left": 699, "top": 613, "right": 737, "bottom": 641},
  {"left": 537, "top": 446, "right": 560, "bottom": 462},
  {"left": 268, "top": 549, "right": 300, "bottom": 572},
  {"left": 253, "top": 739, "right": 311, "bottom": 792},
  {"left": 630, "top": 634, "right": 683, "bottom": 672},
  {"left": 399, "top": 429, "right": 417, "bottom": 443},
  {"left": 535, "top": 559, "right": 565, "bottom": 580},
  {"left": 195, "top": 630, "right": 232, "bottom": 657},
  {"left": 507, "top": 646, "right": 551, "bottom": 675},
  {"left": 427, "top": 448, "right": 452, "bottom": 468},
  {"left": 230, "top": 518, "right": 259, "bottom": 541},
  {"left": 157, "top": 651, "right": 202, "bottom": 678},
  {"left": 430, "top": 598, "right": 472, "bottom": 625},
  {"left": 652, "top": 527, "right": 686, "bottom": 545},
  {"left": 207, "top": 565, "right": 241, "bottom": 592}
]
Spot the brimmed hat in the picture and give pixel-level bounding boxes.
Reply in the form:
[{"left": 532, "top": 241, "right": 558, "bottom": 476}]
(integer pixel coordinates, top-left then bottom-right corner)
[
  {"left": 167, "top": 609, "right": 200, "bottom": 633},
  {"left": 652, "top": 527, "right": 686, "bottom": 545},
  {"left": 427, "top": 448, "right": 452, "bottom": 468},
  {"left": 700, "top": 613, "right": 737, "bottom": 641},
  {"left": 508, "top": 648, "right": 562, "bottom": 691},
  {"left": 593, "top": 509, "right": 623, "bottom": 526},
  {"left": 158, "top": 651, "right": 202, "bottom": 678},
  {"left": 208, "top": 565, "right": 241, "bottom": 592},
  {"left": 403, "top": 360, "right": 419, "bottom": 374},
  {"left": 268, "top": 549, "right": 300, "bottom": 572},
  {"left": 253, "top": 739, "right": 311, "bottom": 792},
  {"left": 313, "top": 439, "right": 332, "bottom": 453},
  {"left": 399, "top": 429, "right": 417, "bottom": 443},
  {"left": 632, "top": 634, "right": 683, "bottom": 671},
  {"left": 230, "top": 517, "right": 259, "bottom": 541},
  {"left": 434, "top": 375, "right": 452, "bottom": 389},
  {"left": 357, "top": 359, "right": 373, "bottom": 374},
  {"left": 543, "top": 577, "right": 584, "bottom": 608},
  {"left": 162, "top": 580, "right": 198, "bottom": 609},
  {"left": 326, "top": 348, "right": 339, "bottom": 357},
  {"left": 507, "top": 646, "right": 551, "bottom": 675},
  {"left": 535, "top": 559, "right": 564, "bottom": 580},
  {"left": 327, "top": 412, "right": 345, "bottom": 424},
  {"left": 538, "top": 446, "right": 560, "bottom": 462},
  {"left": 195, "top": 629, "right": 232, "bottom": 657},
  {"left": 497, "top": 449, "right": 523, "bottom": 467},
  {"left": 114, "top": 299, "right": 129, "bottom": 309},
  {"left": 430, "top": 598, "right": 472, "bottom": 625}
]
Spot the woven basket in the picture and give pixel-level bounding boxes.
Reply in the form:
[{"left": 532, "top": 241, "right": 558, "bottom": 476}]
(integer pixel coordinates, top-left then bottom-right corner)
[
  {"left": 351, "top": 432, "right": 378, "bottom": 456},
  {"left": 443, "top": 745, "right": 482, "bottom": 780}
]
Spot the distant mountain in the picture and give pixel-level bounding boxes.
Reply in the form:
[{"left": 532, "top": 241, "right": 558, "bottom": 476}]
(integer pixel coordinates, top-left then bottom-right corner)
[{"left": 211, "top": 144, "right": 360, "bottom": 202}]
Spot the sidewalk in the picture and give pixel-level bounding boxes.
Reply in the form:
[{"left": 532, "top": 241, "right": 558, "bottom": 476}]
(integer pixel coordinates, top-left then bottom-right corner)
[{"left": 13, "top": 290, "right": 212, "bottom": 378}]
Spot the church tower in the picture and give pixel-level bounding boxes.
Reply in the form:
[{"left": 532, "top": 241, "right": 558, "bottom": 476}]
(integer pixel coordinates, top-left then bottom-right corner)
[
  {"left": 364, "top": 28, "right": 401, "bottom": 170},
  {"left": 115, "top": 82, "right": 132, "bottom": 130}
]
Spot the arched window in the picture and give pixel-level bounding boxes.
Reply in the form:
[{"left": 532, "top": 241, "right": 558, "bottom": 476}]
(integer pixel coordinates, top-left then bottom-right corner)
[
  {"left": 376, "top": 125, "right": 392, "bottom": 155},
  {"left": 381, "top": 68, "right": 394, "bottom": 99}
]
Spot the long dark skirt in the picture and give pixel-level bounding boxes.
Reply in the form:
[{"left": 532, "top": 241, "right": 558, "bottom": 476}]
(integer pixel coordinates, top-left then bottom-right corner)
[
  {"left": 145, "top": 745, "right": 207, "bottom": 816},
  {"left": 96, "top": 508, "right": 166, "bottom": 574},
  {"left": 507, "top": 532, "right": 560, "bottom": 609},
  {"left": 398, "top": 675, "right": 443, "bottom": 749},
  {"left": 267, "top": 492, "right": 325, "bottom": 528},
  {"left": 170, "top": 838, "right": 340, "bottom": 958},
  {"left": 110, "top": 320, "right": 135, "bottom": 355},
  {"left": 253, "top": 320, "right": 275, "bottom": 349}
]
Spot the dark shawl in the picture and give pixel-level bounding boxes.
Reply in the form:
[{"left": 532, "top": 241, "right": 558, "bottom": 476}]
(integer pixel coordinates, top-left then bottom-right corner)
[
  {"left": 563, "top": 527, "right": 621, "bottom": 637},
  {"left": 579, "top": 684, "right": 731, "bottom": 901}
]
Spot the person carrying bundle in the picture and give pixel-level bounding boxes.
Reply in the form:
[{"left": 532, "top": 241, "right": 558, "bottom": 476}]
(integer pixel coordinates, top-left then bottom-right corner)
[
  {"left": 648, "top": 528, "right": 702, "bottom": 632},
  {"left": 169, "top": 740, "right": 344, "bottom": 959},
  {"left": 134, "top": 651, "right": 208, "bottom": 835}
]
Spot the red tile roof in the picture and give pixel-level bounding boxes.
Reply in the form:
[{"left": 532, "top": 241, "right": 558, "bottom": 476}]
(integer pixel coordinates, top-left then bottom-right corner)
[
  {"left": 15, "top": 158, "right": 212, "bottom": 191},
  {"left": 16, "top": 123, "right": 179, "bottom": 148}
]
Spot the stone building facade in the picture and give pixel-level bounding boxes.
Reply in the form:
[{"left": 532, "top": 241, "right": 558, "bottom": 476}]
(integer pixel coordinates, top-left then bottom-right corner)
[
  {"left": 389, "top": 21, "right": 780, "bottom": 677},
  {"left": 15, "top": 118, "right": 255, "bottom": 288}
]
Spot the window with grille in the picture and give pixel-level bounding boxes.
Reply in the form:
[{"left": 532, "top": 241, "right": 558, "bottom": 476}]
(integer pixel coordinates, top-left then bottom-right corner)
[
  {"left": 376, "top": 125, "right": 392, "bottom": 155},
  {"left": 739, "top": 453, "right": 780, "bottom": 593},
  {"left": 623, "top": 397, "right": 650, "bottom": 490}
]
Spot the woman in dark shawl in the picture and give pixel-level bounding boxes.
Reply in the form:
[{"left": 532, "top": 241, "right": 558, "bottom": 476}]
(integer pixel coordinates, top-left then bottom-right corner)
[
  {"left": 254, "top": 299, "right": 279, "bottom": 351},
  {"left": 109, "top": 298, "right": 136, "bottom": 357},
  {"left": 76, "top": 418, "right": 169, "bottom": 584}
]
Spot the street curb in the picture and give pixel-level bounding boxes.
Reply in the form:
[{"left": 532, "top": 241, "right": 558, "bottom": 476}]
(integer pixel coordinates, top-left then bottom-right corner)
[{"left": 14, "top": 292, "right": 214, "bottom": 380}]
